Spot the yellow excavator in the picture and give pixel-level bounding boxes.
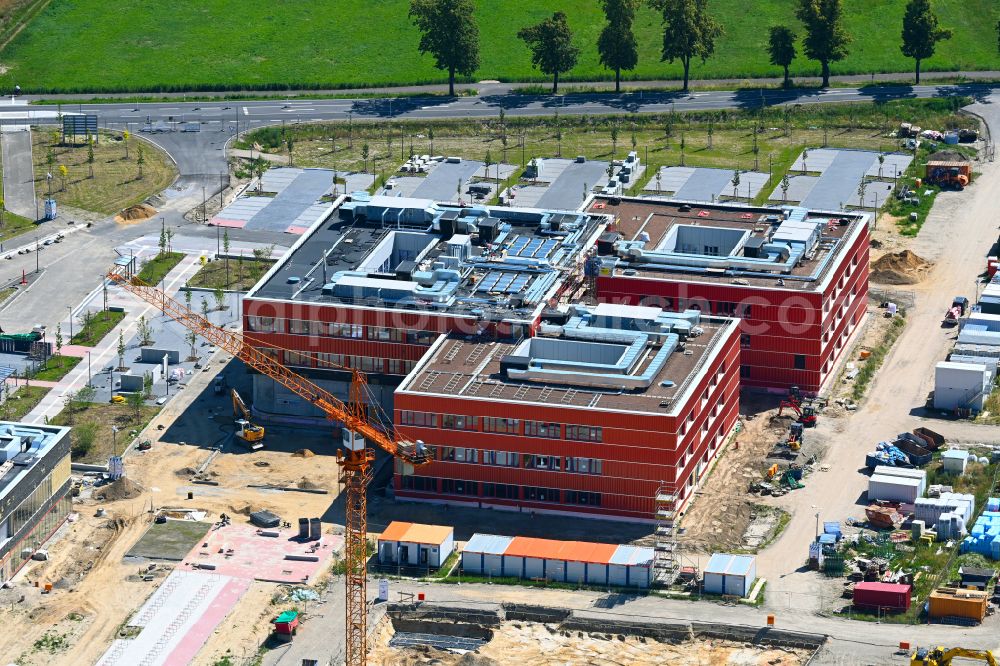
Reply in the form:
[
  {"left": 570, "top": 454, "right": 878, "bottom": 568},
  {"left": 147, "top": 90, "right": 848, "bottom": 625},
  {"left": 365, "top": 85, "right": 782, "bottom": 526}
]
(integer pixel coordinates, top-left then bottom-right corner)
[
  {"left": 911, "top": 647, "right": 998, "bottom": 666},
  {"left": 231, "top": 388, "right": 265, "bottom": 450}
]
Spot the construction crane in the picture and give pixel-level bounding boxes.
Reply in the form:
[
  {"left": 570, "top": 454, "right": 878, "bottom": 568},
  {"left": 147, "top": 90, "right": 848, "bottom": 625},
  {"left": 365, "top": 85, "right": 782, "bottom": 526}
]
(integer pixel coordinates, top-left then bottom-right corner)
[
  {"left": 911, "top": 646, "right": 998, "bottom": 666},
  {"left": 106, "top": 263, "right": 431, "bottom": 666},
  {"left": 231, "top": 388, "right": 265, "bottom": 450}
]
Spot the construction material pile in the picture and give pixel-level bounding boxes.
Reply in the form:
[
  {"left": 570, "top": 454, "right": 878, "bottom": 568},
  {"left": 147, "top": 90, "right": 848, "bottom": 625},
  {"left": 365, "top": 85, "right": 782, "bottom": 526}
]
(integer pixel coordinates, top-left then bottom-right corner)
[
  {"left": 94, "top": 477, "right": 143, "bottom": 501},
  {"left": 114, "top": 203, "right": 157, "bottom": 223},
  {"left": 870, "top": 250, "right": 931, "bottom": 285},
  {"left": 961, "top": 498, "right": 1000, "bottom": 560}
]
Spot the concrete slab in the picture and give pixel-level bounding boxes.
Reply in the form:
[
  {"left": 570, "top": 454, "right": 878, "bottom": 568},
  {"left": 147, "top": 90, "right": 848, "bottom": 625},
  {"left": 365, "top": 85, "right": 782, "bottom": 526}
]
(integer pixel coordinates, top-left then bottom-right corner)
[
  {"left": 536, "top": 159, "right": 610, "bottom": 211},
  {"left": 1, "top": 129, "right": 36, "bottom": 219},
  {"left": 800, "top": 150, "right": 877, "bottom": 211},
  {"left": 789, "top": 148, "right": 839, "bottom": 173},
  {"left": 412, "top": 160, "right": 483, "bottom": 202},
  {"left": 244, "top": 168, "right": 332, "bottom": 233},
  {"left": 343, "top": 172, "right": 375, "bottom": 194},
  {"left": 768, "top": 175, "right": 820, "bottom": 203},
  {"left": 504, "top": 184, "right": 547, "bottom": 208},
  {"left": 126, "top": 519, "right": 211, "bottom": 561},
  {"left": 717, "top": 171, "right": 771, "bottom": 201},
  {"left": 644, "top": 166, "right": 696, "bottom": 194},
  {"left": 845, "top": 179, "right": 895, "bottom": 209},
  {"left": 96, "top": 570, "right": 249, "bottom": 666},
  {"left": 673, "top": 167, "right": 735, "bottom": 202},
  {"left": 179, "top": 522, "right": 343, "bottom": 584},
  {"left": 864, "top": 153, "right": 913, "bottom": 181},
  {"left": 474, "top": 163, "right": 519, "bottom": 180}
]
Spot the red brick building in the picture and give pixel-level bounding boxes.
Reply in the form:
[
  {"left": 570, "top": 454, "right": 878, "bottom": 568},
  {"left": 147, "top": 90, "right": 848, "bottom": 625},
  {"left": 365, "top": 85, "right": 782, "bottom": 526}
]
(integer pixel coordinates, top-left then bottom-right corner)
[
  {"left": 393, "top": 304, "right": 741, "bottom": 521},
  {"left": 591, "top": 197, "right": 869, "bottom": 392}
]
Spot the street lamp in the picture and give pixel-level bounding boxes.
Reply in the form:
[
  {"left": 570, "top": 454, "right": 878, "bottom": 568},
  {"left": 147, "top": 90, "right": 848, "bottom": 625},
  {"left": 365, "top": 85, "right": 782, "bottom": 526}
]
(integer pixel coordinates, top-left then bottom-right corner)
[{"left": 67, "top": 306, "right": 74, "bottom": 339}]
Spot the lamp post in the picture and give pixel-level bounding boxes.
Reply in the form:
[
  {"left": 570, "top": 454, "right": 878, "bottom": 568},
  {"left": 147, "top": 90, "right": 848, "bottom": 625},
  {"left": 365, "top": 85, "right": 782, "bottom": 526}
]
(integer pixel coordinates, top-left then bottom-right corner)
[{"left": 67, "top": 306, "right": 73, "bottom": 339}]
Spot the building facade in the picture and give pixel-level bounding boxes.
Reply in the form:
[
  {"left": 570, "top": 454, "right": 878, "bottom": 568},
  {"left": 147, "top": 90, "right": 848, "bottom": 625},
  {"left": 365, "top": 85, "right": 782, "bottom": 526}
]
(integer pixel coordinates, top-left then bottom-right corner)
[
  {"left": 0, "top": 423, "right": 72, "bottom": 582},
  {"left": 393, "top": 305, "right": 741, "bottom": 521},
  {"left": 592, "top": 197, "right": 869, "bottom": 392}
]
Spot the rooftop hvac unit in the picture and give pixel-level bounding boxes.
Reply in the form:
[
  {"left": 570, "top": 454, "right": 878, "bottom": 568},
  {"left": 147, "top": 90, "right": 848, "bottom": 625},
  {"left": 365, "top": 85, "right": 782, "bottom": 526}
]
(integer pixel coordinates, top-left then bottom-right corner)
[{"left": 478, "top": 218, "right": 501, "bottom": 244}]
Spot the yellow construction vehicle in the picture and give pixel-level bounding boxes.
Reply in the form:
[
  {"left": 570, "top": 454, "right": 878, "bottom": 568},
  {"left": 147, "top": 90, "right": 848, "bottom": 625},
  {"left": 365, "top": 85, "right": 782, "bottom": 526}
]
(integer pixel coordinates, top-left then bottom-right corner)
[
  {"left": 911, "top": 647, "right": 998, "bottom": 666},
  {"left": 231, "top": 388, "right": 265, "bottom": 450}
]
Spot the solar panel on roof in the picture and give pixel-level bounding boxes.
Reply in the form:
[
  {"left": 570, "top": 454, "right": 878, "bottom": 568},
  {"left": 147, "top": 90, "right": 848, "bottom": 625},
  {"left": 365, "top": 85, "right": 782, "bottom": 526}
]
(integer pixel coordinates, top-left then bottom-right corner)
[
  {"left": 495, "top": 273, "right": 516, "bottom": 292},
  {"left": 475, "top": 272, "right": 501, "bottom": 292},
  {"left": 508, "top": 275, "right": 530, "bottom": 293}
]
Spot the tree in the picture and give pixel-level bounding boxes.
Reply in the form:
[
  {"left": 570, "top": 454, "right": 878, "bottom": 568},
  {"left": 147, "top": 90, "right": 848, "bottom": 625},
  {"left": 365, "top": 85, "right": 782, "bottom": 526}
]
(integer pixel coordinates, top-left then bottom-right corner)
[
  {"left": 731, "top": 169, "right": 741, "bottom": 198},
  {"left": 901, "top": 0, "right": 951, "bottom": 84},
  {"left": 200, "top": 297, "right": 210, "bottom": 321},
  {"left": 610, "top": 124, "right": 619, "bottom": 157},
  {"left": 597, "top": 0, "right": 640, "bottom": 93},
  {"left": 55, "top": 323, "right": 62, "bottom": 356},
  {"left": 483, "top": 149, "right": 493, "bottom": 182},
  {"left": 213, "top": 286, "right": 226, "bottom": 311},
  {"left": 768, "top": 26, "right": 797, "bottom": 88},
  {"left": 0, "top": 195, "right": 5, "bottom": 230},
  {"left": 518, "top": 12, "right": 580, "bottom": 94},
  {"left": 142, "top": 372, "right": 154, "bottom": 399},
  {"left": 136, "top": 141, "right": 145, "bottom": 178},
  {"left": 122, "top": 130, "right": 130, "bottom": 159},
  {"left": 796, "top": 0, "right": 851, "bottom": 88},
  {"left": 361, "top": 143, "right": 370, "bottom": 173},
  {"left": 57, "top": 164, "right": 68, "bottom": 191},
  {"left": 428, "top": 126, "right": 435, "bottom": 154},
  {"left": 222, "top": 229, "right": 231, "bottom": 285},
  {"left": 137, "top": 314, "right": 153, "bottom": 346},
  {"left": 117, "top": 331, "right": 126, "bottom": 371},
  {"left": 186, "top": 329, "right": 198, "bottom": 361},
  {"left": 409, "top": 0, "right": 480, "bottom": 97},
  {"left": 184, "top": 287, "right": 192, "bottom": 310},
  {"left": 781, "top": 174, "right": 791, "bottom": 202},
  {"left": 87, "top": 141, "right": 95, "bottom": 178},
  {"left": 286, "top": 137, "right": 294, "bottom": 166},
  {"left": 72, "top": 422, "right": 97, "bottom": 457},
  {"left": 649, "top": 0, "right": 723, "bottom": 92},
  {"left": 127, "top": 390, "right": 144, "bottom": 422}
]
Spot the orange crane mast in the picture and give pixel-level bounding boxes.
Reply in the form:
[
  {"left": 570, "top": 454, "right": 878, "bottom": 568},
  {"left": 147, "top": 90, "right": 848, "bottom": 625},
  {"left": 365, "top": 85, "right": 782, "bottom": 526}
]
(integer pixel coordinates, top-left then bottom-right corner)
[{"left": 106, "top": 263, "right": 430, "bottom": 666}]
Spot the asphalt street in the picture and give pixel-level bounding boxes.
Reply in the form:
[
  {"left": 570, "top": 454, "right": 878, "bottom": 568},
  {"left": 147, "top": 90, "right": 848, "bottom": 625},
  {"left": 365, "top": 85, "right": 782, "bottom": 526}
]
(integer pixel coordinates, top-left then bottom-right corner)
[{"left": 0, "top": 129, "right": 36, "bottom": 218}]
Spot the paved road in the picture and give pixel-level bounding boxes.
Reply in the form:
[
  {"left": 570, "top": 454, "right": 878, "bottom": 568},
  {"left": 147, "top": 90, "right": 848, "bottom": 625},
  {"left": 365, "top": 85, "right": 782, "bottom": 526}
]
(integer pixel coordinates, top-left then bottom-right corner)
[{"left": 1, "top": 129, "right": 35, "bottom": 219}]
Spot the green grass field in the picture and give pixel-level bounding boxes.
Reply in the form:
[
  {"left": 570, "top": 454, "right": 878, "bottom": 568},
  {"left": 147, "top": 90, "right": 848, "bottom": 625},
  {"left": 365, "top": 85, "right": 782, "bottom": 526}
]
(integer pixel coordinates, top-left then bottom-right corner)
[{"left": 1, "top": 1, "right": 997, "bottom": 93}]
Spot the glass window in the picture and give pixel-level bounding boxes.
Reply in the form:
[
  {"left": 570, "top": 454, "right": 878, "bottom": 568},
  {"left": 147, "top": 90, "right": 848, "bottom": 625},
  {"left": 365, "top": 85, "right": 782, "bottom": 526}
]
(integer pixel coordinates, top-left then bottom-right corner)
[
  {"left": 316, "top": 353, "right": 345, "bottom": 368},
  {"left": 247, "top": 316, "right": 282, "bottom": 333},
  {"left": 565, "top": 425, "right": 601, "bottom": 442},
  {"left": 483, "top": 483, "right": 519, "bottom": 499},
  {"left": 524, "top": 421, "right": 561, "bottom": 438},
  {"left": 441, "top": 414, "right": 478, "bottom": 431},
  {"left": 483, "top": 417, "right": 520, "bottom": 435},
  {"left": 523, "top": 486, "right": 560, "bottom": 502},
  {"left": 283, "top": 350, "right": 312, "bottom": 367},
  {"left": 399, "top": 411, "right": 438, "bottom": 427}
]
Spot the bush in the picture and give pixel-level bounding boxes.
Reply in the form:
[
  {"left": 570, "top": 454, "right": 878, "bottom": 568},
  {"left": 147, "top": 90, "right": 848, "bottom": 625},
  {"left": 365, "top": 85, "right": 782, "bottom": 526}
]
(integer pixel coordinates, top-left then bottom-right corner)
[{"left": 72, "top": 422, "right": 98, "bottom": 458}]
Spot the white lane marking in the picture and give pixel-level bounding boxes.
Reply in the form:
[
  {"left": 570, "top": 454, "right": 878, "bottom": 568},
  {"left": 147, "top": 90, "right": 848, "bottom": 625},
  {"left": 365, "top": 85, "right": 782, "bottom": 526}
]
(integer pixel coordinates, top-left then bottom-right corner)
[{"left": 242, "top": 106, "right": 249, "bottom": 116}]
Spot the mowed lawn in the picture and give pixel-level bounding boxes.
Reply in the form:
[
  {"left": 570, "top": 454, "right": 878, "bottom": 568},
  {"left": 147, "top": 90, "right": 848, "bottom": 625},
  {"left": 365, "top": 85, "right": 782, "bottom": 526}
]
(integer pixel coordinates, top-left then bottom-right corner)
[{"left": 1, "top": 0, "right": 997, "bottom": 93}]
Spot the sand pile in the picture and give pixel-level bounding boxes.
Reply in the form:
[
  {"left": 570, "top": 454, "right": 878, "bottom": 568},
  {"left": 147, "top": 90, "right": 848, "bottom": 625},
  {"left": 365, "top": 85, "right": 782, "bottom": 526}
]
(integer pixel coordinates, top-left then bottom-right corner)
[
  {"left": 292, "top": 449, "right": 315, "bottom": 458},
  {"left": 94, "top": 477, "right": 143, "bottom": 501},
  {"left": 928, "top": 149, "right": 968, "bottom": 163},
  {"left": 871, "top": 250, "right": 931, "bottom": 285},
  {"left": 174, "top": 466, "right": 197, "bottom": 477},
  {"left": 114, "top": 203, "right": 157, "bottom": 224},
  {"left": 297, "top": 478, "right": 322, "bottom": 490}
]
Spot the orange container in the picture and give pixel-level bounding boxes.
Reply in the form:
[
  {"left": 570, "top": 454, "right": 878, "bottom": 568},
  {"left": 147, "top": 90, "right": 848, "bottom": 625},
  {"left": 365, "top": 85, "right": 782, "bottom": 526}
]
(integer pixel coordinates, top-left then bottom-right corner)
[
  {"left": 899, "top": 642, "right": 910, "bottom": 651},
  {"left": 860, "top": 350, "right": 872, "bottom": 360},
  {"left": 766, "top": 615, "right": 775, "bottom": 626},
  {"left": 928, "top": 588, "right": 987, "bottom": 621},
  {"left": 43, "top": 583, "right": 52, "bottom": 592}
]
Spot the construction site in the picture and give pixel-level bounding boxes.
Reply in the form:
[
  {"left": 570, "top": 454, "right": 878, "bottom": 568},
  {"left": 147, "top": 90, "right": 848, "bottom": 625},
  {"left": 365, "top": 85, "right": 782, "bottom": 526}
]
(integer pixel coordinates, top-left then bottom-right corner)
[{"left": 1, "top": 92, "right": 1000, "bottom": 666}]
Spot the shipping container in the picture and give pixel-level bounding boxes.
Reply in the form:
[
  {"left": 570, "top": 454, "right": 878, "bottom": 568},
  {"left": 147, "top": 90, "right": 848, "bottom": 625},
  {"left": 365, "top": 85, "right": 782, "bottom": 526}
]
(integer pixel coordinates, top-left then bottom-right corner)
[
  {"left": 928, "top": 587, "right": 987, "bottom": 622},
  {"left": 703, "top": 553, "right": 756, "bottom": 597},
  {"left": 875, "top": 467, "right": 927, "bottom": 497},
  {"left": 868, "top": 475, "right": 922, "bottom": 504},
  {"left": 913, "top": 427, "right": 945, "bottom": 450},
  {"left": 852, "top": 582, "right": 911, "bottom": 611}
]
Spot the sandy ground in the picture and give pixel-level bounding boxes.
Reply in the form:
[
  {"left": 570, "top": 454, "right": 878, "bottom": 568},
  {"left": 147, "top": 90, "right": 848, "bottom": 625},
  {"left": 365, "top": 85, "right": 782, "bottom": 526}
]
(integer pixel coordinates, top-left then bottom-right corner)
[
  {"left": 370, "top": 622, "right": 812, "bottom": 666},
  {"left": 0, "top": 350, "right": 344, "bottom": 665}
]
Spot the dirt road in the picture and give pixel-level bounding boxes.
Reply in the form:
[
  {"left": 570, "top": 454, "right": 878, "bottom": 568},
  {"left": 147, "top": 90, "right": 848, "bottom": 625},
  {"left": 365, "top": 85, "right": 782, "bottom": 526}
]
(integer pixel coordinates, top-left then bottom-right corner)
[{"left": 756, "top": 97, "right": 1000, "bottom": 613}]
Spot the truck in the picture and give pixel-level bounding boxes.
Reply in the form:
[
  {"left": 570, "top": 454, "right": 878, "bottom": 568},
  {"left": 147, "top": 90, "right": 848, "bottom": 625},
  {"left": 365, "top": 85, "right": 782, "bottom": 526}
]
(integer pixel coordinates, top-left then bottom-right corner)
[{"left": 944, "top": 296, "right": 968, "bottom": 326}]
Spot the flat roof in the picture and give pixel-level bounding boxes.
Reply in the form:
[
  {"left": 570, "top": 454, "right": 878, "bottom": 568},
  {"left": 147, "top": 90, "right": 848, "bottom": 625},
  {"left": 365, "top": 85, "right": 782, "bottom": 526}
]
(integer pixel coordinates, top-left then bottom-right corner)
[
  {"left": 463, "top": 533, "right": 514, "bottom": 556},
  {"left": 590, "top": 196, "right": 867, "bottom": 292},
  {"left": 0, "top": 422, "right": 69, "bottom": 506},
  {"left": 378, "top": 521, "right": 453, "bottom": 545},
  {"left": 504, "top": 536, "right": 620, "bottom": 564},
  {"left": 704, "top": 553, "right": 756, "bottom": 577},
  {"left": 246, "top": 195, "right": 606, "bottom": 325},
  {"left": 397, "top": 305, "right": 737, "bottom": 415}
]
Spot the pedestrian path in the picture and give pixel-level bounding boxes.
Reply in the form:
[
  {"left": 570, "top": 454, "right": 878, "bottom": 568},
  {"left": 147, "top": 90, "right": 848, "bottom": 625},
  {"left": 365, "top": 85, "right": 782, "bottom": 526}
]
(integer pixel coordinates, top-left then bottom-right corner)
[
  {"left": 24, "top": 255, "right": 202, "bottom": 424},
  {"left": 1, "top": 129, "right": 35, "bottom": 219}
]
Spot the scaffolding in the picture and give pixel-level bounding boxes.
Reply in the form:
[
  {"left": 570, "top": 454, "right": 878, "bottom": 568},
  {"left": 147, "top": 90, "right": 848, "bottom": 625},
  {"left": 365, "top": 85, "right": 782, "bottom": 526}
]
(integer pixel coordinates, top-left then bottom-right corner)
[{"left": 653, "top": 483, "right": 680, "bottom": 584}]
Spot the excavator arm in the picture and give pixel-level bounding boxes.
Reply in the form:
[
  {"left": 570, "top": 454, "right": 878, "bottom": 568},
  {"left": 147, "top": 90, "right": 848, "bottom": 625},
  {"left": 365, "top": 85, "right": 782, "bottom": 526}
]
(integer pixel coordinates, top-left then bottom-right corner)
[
  {"left": 231, "top": 388, "right": 251, "bottom": 420},
  {"left": 912, "top": 646, "right": 998, "bottom": 666}
]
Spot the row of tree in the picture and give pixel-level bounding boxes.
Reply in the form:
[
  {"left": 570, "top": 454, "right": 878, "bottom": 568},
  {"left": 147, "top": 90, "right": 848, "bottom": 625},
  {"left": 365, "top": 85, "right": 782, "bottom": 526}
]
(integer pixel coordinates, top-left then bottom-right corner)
[{"left": 410, "top": 0, "right": 972, "bottom": 94}]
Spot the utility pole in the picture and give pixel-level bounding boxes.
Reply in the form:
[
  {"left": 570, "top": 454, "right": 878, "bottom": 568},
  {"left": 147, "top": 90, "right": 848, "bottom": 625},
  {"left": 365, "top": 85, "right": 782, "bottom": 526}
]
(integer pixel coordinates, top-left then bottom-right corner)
[{"left": 202, "top": 186, "right": 207, "bottom": 223}]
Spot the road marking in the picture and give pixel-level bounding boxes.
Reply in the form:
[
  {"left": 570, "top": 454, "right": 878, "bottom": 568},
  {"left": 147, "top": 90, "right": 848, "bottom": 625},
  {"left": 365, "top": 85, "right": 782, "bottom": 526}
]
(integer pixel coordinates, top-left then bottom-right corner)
[
  {"left": 283, "top": 107, "right": 315, "bottom": 112},
  {"left": 242, "top": 106, "right": 249, "bottom": 116}
]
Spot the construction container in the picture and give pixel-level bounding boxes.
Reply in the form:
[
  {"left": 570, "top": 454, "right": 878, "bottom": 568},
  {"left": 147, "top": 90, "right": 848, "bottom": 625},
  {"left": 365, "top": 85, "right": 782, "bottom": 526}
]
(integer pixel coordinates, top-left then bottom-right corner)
[
  {"left": 894, "top": 436, "right": 932, "bottom": 466},
  {"left": 377, "top": 521, "right": 455, "bottom": 569},
  {"left": 959, "top": 566, "right": 995, "bottom": 590},
  {"left": 703, "top": 553, "right": 757, "bottom": 597},
  {"left": 925, "top": 160, "right": 972, "bottom": 179},
  {"left": 928, "top": 587, "right": 988, "bottom": 622},
  {"left": 868, "top": 474, "right": 922, "bottom": 504},
  {"left": 942, "top": 449, "right": 970, "bottom": 475},
  {"left": 461, "top": 533, "right": 513, "bottom": 576},
  {"left": 913, "top": 427, "right": 945, "bottom": 450},
  {"left": 853, "top": 582, "right": 912, "bottom": 612},
  {"left": 272, "top": 610, "right": 299, "bottom": 635},
  {"left": 876, "top": 467, "right": 927, "bottom": 497}
]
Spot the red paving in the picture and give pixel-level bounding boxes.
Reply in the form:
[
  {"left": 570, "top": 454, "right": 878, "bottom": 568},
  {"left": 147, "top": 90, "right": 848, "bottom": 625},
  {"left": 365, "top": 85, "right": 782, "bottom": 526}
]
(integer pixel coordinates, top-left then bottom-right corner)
[
  {"left": 208, "top": 218, "right": 248, "bottom": 229},
  {"left": 284, "top": 224, "right": 310, "bottom": 235},
  {"left": 57, "top": 345, "right": 89, "bottom": 357},
  {"left": 165, "top": 576, "right": 250, "bottom": 666},
  {"left": 180, "top": 522, "right": 343, "bottom": 584}
]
